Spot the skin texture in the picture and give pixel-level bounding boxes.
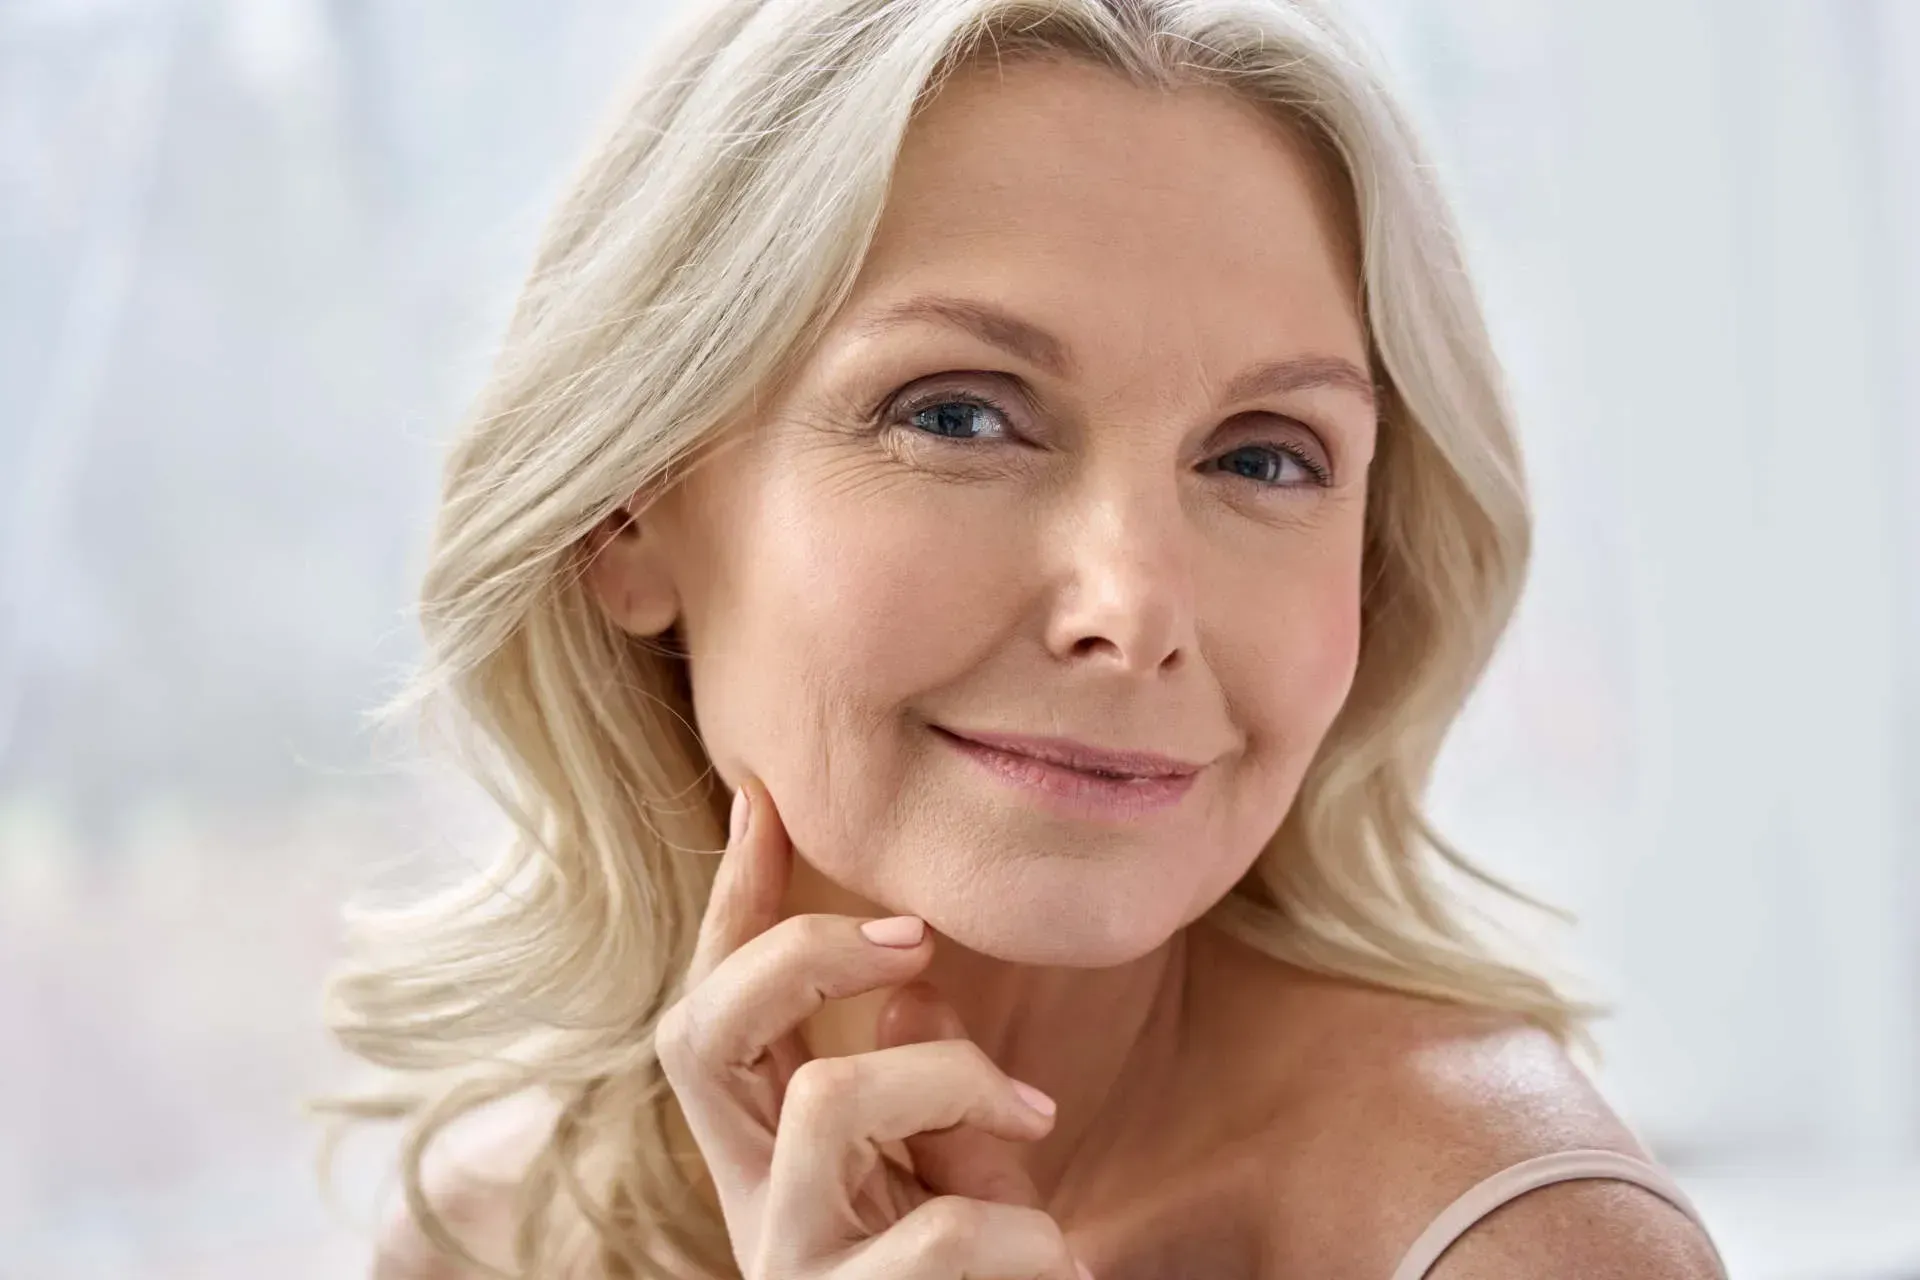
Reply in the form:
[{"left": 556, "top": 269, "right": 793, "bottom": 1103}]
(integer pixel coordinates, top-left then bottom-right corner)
[
  {"left": 380, "top": 54, "right": 1723, "bottom": 1280},
  {"left": 624, "top": 60, "right": 1374, "bottom": 971},
  {"left": 592, "top": 47, "right": 1375, "bottom": 1197}
]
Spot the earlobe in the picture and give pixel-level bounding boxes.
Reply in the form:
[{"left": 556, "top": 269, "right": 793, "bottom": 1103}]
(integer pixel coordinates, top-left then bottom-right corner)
[{"left": 582, "top": 506, "right": 681, "bottom": 637}]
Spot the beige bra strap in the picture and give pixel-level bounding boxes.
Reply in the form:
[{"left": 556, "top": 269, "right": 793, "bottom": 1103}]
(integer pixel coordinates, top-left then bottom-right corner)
[{"left": 1388, "top": 1149, "right": 1726, "bottom": 1280}]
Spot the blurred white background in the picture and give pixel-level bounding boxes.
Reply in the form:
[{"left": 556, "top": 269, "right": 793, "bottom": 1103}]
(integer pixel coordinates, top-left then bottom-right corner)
[{"left": 2, "top": 0, "right": 1915, "bottom": 1277}]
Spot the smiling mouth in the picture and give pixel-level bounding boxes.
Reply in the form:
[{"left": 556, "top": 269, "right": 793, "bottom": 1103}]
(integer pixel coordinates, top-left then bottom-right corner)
[
  {"left": 929, "top": 725, "right": 1204, "bottom": 780},
  {"left": 929, "top": 723, "right": 1204, "bottom": 820}
]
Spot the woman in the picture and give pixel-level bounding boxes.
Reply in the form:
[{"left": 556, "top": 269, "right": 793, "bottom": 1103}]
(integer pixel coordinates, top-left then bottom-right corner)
[{"left": 322, "top": 0, "right": 1729, "bottom": 1276}]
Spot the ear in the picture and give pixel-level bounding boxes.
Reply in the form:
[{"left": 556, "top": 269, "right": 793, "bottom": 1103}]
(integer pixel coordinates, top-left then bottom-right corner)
[{"left": 581, "top": 501, "right": 681, "bottom": 637}]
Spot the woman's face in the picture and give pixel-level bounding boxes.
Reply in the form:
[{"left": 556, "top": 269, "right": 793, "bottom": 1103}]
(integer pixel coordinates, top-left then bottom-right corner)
[{"left": 592, "top": 56, "right": 1378, "bottom": 967}]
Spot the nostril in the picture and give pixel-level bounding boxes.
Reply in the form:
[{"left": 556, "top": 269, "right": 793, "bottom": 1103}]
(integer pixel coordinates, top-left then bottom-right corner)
[
  {"left": 1070, "top": 635, "right": 1120, "bottom": 658},
  {"left": 1067, "top": 635, "right": 1185, "bottom": 674}
]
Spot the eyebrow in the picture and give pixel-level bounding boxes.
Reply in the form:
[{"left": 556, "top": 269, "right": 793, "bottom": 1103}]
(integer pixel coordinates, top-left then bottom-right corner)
[{"left": 846, "top": 294, "right": 1378, "bottom": 409}]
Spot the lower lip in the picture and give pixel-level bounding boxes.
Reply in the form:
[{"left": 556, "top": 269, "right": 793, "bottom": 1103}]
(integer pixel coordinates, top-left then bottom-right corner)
[{"left": 935, "top": 729, "right": 1199, "bottom": 822}]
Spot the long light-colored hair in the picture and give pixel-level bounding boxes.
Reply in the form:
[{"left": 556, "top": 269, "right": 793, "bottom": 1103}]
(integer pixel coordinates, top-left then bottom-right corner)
[{"left": 317, "top": 0, "right": 1595, "bottom": 1274}]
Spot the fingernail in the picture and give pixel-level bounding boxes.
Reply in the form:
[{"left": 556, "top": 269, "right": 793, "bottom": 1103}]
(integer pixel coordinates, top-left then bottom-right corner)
[
  {"left": 1011, "top": 1078, "right": 1056, "bottom": 1117},
  {"left": 859, "top": 915, "right": 925, "bottom": 948},
  {"left": 1075, "top": 1260, "right": 1095, "bottom": 1280},
  {"left": 728, "top": 785, "right": 750, "bottom": 846}
]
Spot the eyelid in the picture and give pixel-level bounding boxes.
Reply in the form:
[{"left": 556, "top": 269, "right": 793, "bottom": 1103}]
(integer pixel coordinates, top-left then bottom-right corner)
[
  {"left": 879, "top": 376, "right": 1336, "bottom": 485},
  {"left": 1215, "top": 439, "right": 1333, "bottom": 488},
  {"left": 883, "top": 373, "right": 1031, "bottom": 438},
  {"left": 1218, "top": 413, "right": 1336, "bottom": 479}
]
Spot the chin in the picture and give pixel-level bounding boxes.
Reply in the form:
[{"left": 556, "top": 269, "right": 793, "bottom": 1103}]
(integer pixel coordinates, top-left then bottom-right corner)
[{"left": 918, "top": 884, "right": 1187, "bottom": 968}]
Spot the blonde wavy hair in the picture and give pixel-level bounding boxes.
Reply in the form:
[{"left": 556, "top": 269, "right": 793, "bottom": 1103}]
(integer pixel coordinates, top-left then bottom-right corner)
[{"left": 317, "top": 0, "right": 1596, "bottom": 1274}]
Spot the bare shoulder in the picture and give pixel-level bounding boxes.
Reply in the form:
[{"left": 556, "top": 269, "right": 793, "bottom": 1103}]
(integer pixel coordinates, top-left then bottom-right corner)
[
  {"left": 1421, "top": 1175, "right": 1723, "bottom": 1280},
  {"left": 372, "top": 1089, "right": 563, "bottom": 1280},
  {"left": 1189, "top": 935, "right": 1721, "bottom": 1279}
]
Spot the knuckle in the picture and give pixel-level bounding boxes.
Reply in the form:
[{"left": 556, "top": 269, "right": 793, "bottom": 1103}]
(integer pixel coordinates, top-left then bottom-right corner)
[
  {"left": 781, "top": 911, "right": 843, "bottom": 953},
  {"left": 953, "top": 1037, "right": 996, "bottom": 1075},
  {"left": 912, "top": 1195, "right": 987, "bottom": 1256},
  {"left": 783, "top": 1055, "right": 857, "bottom": 1116},
  {"left": 938, "top": 1038, "right": 1005, "bottom": 1100},
  {"left": 652, "top": 999, "right": 703, "bottom": 1078},
  {"left": 652, "top": 1002, "right": 686, "bottom": 1060}
]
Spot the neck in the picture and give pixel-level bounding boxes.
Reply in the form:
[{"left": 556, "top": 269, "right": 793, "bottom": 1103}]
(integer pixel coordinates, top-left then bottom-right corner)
[{"left": 781, "top": 850, "right": 1191, "bottom": 1204}]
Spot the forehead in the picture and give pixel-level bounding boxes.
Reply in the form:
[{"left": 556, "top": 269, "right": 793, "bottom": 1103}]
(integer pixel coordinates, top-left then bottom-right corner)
[{"left": 842, "top": 54, "right": 1367, "bottom": 368}]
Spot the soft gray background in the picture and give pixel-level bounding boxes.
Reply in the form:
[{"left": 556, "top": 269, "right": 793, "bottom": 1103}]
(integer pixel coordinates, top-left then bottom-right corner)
[{"left": 3, "top": 0, "right": 1916, "bottom": 1276}]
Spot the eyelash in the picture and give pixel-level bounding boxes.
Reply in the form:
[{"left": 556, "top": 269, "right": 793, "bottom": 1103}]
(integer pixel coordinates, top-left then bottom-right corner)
[{"left": 884, "top": 388, "right": 1334, "bottom": 489}]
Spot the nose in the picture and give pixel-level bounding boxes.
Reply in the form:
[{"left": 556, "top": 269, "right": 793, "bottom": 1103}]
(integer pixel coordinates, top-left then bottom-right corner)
[{"left": 1041, "top": 473, "right": 1197, "bottom": 677}]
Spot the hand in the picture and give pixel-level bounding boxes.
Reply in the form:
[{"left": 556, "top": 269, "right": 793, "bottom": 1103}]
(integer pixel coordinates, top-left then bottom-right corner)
[{"left": 654, "top": 775, "right": 1092, "bottom": 1280}]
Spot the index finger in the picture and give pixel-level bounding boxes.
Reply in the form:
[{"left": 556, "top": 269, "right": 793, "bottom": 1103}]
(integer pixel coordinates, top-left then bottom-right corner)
[{"left": 685, "top": 774, "right": 793, "bottom": 989}]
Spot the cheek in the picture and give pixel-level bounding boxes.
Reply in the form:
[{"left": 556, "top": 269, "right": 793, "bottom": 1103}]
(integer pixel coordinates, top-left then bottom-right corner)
[
  {"left": 1214, "top": 537, "right": 1364, "bottom": 794},
  {"left": 683, "top": 458, "right": 1016, "bottom": 879},
  {"left": 1278, "top": 580, "right": 1363, "bottom": 732},
  {"left": 756, "top": 467, "right": 1018, "bottom": 710}
]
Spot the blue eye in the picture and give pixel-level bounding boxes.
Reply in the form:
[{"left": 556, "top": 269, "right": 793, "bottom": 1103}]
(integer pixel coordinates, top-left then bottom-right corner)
[
  {"left": 1211, "top": 443, "right": 1331, "bottom": 488},
  {"left": 903, "top": 395, "right": 1012, "bottom": 441}
]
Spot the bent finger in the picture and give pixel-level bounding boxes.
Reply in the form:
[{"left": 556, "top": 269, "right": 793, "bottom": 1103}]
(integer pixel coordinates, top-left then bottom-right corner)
[
  {"left": 877, "top": 981, "right": 1046, "bottom": 1209},
  {"left": 762, "top": 1040, "right": 1056, "bottom": 1259}
]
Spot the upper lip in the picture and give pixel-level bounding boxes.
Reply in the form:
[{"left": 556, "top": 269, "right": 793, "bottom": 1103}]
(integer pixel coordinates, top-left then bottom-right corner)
[{"left": 937, "top": 727, "right": 1208, "bottom": 778}]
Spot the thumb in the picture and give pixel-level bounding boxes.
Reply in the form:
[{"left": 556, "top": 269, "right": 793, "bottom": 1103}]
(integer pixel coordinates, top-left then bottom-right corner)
[{"left": 874, "top": 981, "right": 1047, "bottom": 1210}]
